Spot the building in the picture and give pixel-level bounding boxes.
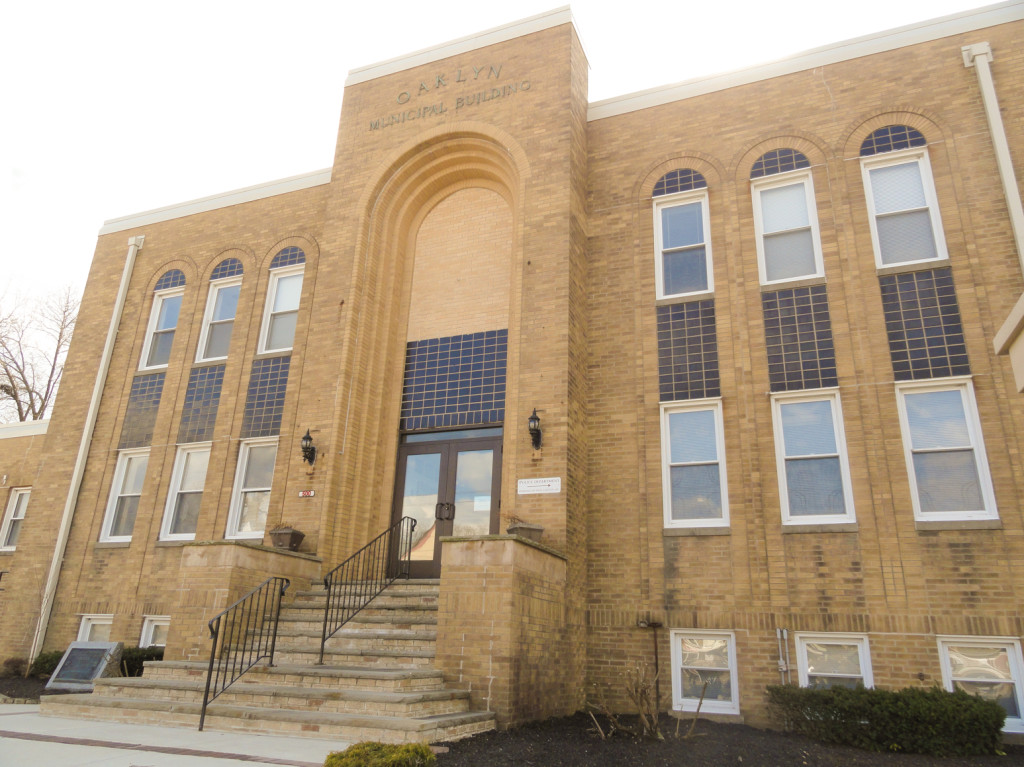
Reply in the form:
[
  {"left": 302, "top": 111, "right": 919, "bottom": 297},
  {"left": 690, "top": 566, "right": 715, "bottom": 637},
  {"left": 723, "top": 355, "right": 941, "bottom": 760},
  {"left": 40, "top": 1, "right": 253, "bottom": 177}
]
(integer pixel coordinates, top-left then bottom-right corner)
[{"left": 3, "top": 1, "right": 1024, "bottom": 736}]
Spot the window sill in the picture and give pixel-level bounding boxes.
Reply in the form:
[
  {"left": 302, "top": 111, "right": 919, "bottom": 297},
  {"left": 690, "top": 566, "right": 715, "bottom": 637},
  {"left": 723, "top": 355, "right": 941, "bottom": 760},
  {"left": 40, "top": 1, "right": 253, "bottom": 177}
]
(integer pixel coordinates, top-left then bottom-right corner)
[
  {"left": 94, "top": 541, "right": 131, "bottom": 549},
  {"left": 671, "top": 709, "right": 743, "bottom": 724},
  {"left": 191, "top": 358, "right": 228, "bottom": 368},
  {"left": 254, "top": 349, "right": 292, "bottom": 361},
  {"left": 155, "top": 539, "right": 192, "bottom": 547},
  {"left": 782, "top": 522, "right": 858, "bottom": 534},
  {"left": 655, "top": 293, "right": 714, "bottom": 307},
  {"left": 760, "top": 275, "right": 826, "bottom": 292},
  {"left": 915, "top": 518, "right": 1002, "bottom": 531},
  {"left": 0, "top": 549, "right": 14, "bottom": 556},
  {"left": 876, "top": 258, "right": 948, "bottom": 277},
  {"left": 663, "top": 526, "right": 730, "bottom": 537}
]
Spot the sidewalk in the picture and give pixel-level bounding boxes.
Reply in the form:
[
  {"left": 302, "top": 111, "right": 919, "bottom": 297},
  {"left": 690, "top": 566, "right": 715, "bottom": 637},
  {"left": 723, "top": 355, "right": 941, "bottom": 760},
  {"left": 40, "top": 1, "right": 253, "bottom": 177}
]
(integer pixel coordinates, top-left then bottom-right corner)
[{"left": 0, "top": 704, "right": 349, "bottom": 767}]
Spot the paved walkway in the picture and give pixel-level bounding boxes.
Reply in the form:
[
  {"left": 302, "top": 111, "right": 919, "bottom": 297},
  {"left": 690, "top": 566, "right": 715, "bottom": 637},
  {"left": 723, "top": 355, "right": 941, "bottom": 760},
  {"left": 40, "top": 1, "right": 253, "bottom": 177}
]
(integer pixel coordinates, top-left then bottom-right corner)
[{"left": 0, "top": 705, "right": 349, "bottom": 767}]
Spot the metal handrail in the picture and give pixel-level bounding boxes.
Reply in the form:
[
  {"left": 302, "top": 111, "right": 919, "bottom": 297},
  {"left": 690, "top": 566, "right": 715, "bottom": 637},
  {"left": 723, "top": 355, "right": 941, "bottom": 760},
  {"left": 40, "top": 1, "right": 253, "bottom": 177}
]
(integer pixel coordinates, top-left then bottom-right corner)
[
  {"left": 318, "top": 516, "right": 416, "bottom": 664},
  {"left": 199, "top": 575, "right": 290, "bottom": 730}
]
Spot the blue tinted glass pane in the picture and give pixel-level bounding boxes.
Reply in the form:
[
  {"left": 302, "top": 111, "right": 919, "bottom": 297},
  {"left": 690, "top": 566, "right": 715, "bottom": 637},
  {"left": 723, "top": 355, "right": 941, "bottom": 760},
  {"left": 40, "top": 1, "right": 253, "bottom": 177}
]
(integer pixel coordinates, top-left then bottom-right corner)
[
  {"left": 213, "top": 284, "right": 240, "bottom": 321},
  {"left": 670, "top": 465, "right": 722, "bottom": 520},
  {"left": 157, "top": 295, "right": 181, "bottom": 330},
  {"left": 668, "top": 409, "right": 717, "bottom": 463},
  {"left": 661, "top": 202, "right": 704, "bottom": 249},
  {"left": 785, "top": 457, "right": 845, "bottom": 515},
  {"left": 781, "top": 400, "right": 837, "bottom": 456},
  {"left": 663, "top": 247, "right": 708, "bottom": 295},
  {"left": 905, "top": 390, "right": 969, "bottom": 448}
]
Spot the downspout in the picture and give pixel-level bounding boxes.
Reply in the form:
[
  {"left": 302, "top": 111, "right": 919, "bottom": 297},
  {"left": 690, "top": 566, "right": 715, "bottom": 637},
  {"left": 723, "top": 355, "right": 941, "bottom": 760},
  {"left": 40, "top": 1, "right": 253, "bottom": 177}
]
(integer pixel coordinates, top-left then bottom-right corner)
[
  {"left": 962, "top": 43, "right": 1024, "bottom": 361},
  {"left": 29, "top": 235, "right": 145, "bottom": 660}
]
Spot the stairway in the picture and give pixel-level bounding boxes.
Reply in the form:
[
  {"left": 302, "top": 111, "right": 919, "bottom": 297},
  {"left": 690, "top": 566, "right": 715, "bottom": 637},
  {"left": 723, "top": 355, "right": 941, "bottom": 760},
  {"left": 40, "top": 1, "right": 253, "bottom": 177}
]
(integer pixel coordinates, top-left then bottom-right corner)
[{"left": 40, "top": 581, "right": 496, "bottom": 744}]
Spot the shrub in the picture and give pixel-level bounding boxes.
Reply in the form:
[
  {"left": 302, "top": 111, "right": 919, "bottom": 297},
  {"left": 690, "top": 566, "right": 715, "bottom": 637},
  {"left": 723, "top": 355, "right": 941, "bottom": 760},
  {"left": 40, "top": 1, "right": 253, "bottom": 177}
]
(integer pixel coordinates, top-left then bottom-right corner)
[
  {"left": 767, "top": 683, "right": 1005, "bottom": 757},
  {"left": 1, "top": 657, "right": 28, "bottom": 678},
  {"left": 30, "top": 651, "right": 64, "bottom": 679},
  {"left": 323, "top": 742, "right": 435, "bottom": 767},
  {"left": 121, "top": 646, "right": 164, "bottom": 677}
]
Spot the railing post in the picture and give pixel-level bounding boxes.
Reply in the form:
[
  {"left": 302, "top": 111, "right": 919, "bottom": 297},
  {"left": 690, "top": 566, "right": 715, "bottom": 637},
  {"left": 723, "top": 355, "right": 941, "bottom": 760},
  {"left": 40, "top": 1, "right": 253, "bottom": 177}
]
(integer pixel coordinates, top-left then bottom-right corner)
[{"left": 199, "top": 615, "right": 220, "bottom": 731}]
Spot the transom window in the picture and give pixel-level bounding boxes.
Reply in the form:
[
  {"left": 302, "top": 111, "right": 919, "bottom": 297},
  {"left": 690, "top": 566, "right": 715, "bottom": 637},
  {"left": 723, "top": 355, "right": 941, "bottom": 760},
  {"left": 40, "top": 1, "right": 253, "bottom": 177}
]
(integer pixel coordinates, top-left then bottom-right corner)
[
  {"left": 141, "top": 616, "right": 171, "bottom": 647},
  {"left": 895, "top": 379, "right": 996, "bottom": 522},
  {"left": 660, "top": 400, "right": 728, "bottom": 528},
  {"left": 654, "top": 170, "right": 711, "bottom": 299},
  {"left": 751, "top": 150, "right": 823, "bottom": 285},
  {"left": 938, "top": 637, "right": 1024, "bottom": 733},
  {"left": 78, "top": 614, "right": 114, "bottom": 642},
  {"left": 771, "top": 391, "right": 855, "bottom": 524},
  {"left": 860, "top": 126, "right": 946, "bottom": 268},
  {"left": 795, "top": 634, "right": 873, "bottom": 689},
  {"left": 671, "top": 630, "right": 739, "bottom": 715}
]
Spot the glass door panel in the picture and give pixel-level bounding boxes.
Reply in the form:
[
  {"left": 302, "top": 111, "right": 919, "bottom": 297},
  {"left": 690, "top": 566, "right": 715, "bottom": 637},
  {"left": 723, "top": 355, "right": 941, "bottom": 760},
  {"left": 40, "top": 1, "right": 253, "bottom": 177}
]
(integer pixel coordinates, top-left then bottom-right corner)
[
  {"left": 452, "top": 449, "right": 494, "bottom": 537},
  {"left": 400, "top": 452, "right": 442, "bottom": 561}
]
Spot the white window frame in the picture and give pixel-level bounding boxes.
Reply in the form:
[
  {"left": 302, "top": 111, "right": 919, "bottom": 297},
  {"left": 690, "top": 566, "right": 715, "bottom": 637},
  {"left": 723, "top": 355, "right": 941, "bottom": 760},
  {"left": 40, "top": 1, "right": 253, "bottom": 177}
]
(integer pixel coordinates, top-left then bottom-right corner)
[
  {"left": 160, "top": 443, "right": 211, "bottom": 541},
  {"left": 195, "top": 276, "right": 242, "bottom": 363},
  {"left": 0, "top": 487, "right": 30, "bottom": 551},
  {"left": 938, "top": 636, "right": 1024, "bottom": 733},
  {"left": 670, "top": 629, "right": 740, "bottom": 715},
  {"left": 139, "top": 287, "right": 184, "bottom": 371},
  {"left": 140, "top": 615, "right": 171, "bottom": 647},
  {"left": 654, "top": 189, "right": 713, "bottom": 299},
  {"left": 257, "top": 264, "right": 304, "bottom": 354},
  {"left": 660, "top": 400, "right": 729, "bottom": 529},
  {"left": 795, "top": 633, "right": 873, "bottom": 689},
  {"left": 861, "top": 147, "right": 948, "bottom": 269},
  {"left": 226, "top": 437, "right": 279, "bottom": 540},
  {"left": 895, "top": 377, "right": 997, "bottom": 522},
  {"left": 100, "top": 448, "right": 150, "bottom": 542},
  {"left": 771, "top": 390, "right": 855, "bottom": 525},
  {"left": 77, "top": 614, "right": 114, "bottom": 642},
  {"left": 751, "top": 169, "right": 824, "bottom": 286}
]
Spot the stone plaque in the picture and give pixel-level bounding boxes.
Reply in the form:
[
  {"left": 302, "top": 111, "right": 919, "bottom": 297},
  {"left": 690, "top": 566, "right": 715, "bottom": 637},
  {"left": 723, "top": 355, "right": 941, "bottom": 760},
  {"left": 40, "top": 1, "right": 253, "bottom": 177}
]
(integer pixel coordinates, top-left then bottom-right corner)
[{"left": 45, "top": 641, "right": 123, "bottom": 692}]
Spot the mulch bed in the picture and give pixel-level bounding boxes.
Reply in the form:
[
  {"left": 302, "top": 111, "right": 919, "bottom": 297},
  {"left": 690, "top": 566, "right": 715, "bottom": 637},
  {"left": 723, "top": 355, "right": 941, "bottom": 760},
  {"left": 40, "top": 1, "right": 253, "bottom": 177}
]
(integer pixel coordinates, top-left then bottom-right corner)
[
  {"left": 0, "top": 675, "right": 47, "bottom": 701},
  {"left": 436, "top": 712, "right": 1024, "bottom": 767}
]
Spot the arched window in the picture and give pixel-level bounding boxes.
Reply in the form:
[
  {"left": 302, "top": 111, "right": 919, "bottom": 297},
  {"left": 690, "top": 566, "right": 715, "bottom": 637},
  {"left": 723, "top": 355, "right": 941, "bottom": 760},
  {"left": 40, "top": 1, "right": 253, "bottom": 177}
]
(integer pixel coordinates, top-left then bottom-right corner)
[
  {"left": 653, "top": 170, "right": 712, "bottom": 298},
  {"left": 141, "top": 270, "right": 185, "bottom": 369},
  {"left": 197, "top": 259, "right": 244, "bottom": 362},
  {"left": 259, "top": 248, "right": 306, "bottom": 353},
  {"left": 749, "top": 149, "right": 822, "bottom": 284},
  {"left": 859, "top": 125, "right": 946, "bottom": 267}
]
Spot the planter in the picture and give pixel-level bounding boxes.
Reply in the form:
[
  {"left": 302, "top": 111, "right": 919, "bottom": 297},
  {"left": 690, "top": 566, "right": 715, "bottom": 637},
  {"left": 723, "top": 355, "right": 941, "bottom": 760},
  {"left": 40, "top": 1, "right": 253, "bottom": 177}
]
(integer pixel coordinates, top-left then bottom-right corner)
[
  {"left": 507, "top": 522, "right": 544, "bottom": 542},
  {"left": 269, "top": 527, "right": 305, "bottom": 552}
]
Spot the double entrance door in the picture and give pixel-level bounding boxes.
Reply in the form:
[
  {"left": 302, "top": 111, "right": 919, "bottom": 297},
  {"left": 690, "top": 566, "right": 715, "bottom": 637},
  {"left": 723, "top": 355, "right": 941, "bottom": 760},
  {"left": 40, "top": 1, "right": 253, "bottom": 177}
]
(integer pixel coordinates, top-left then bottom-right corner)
[{"left": 392, "top": 430, "right": 502, "bottom": 579}]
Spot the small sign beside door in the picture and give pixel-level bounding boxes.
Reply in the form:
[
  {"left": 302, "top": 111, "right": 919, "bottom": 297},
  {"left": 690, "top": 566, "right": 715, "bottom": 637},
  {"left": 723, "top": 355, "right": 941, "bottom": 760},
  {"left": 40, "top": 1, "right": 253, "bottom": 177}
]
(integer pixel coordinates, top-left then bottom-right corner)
[
  {"left": 298, "top": 490, "right": 315, "bottom": 498},
  {"left": 517, "top": 477, "right": 561, "bottom": 495}
]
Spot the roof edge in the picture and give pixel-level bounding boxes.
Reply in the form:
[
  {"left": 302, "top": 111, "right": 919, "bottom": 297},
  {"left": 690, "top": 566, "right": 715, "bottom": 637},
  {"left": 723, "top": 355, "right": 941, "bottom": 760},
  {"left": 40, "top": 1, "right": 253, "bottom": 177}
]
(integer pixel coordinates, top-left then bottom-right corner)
[
  {"left": 345, "top": 6, "right": 575, "bottom": 87},
  {"left": 589, "top": 0, "right": 1024, "bottom": 121},
  {"left": 98, "top": 169, "right": 333, "bottom": 235}
]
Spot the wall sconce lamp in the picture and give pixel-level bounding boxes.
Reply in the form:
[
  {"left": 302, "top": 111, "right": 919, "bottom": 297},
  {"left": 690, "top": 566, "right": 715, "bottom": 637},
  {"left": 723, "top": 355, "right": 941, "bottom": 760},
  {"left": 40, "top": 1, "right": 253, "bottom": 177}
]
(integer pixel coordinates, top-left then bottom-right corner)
[
  {"left": 527, "top": 409, "right": 542, "bottom": 450},
  {"left": 300, "top": 429, "right": 317, "bottom": 465}
]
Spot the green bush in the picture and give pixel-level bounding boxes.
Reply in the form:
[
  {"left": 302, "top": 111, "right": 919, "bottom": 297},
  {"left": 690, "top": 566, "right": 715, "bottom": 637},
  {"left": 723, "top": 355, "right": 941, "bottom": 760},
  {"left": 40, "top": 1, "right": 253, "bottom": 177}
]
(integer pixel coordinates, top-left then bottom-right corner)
[
  {"left": 121, "top": 646, "right": 164, "bottom": 677},
  {"left": 30, "top": 651, "right": 64, "bottom": 679},
  {"left": 1, "top": 657, "right": 28, "bottom": 678},
  {"left": 767, "top": 683, "right": 1005, "bottom": 757},
  {"left": 323, "top": 742, "right": 435, "bottom": 767}
]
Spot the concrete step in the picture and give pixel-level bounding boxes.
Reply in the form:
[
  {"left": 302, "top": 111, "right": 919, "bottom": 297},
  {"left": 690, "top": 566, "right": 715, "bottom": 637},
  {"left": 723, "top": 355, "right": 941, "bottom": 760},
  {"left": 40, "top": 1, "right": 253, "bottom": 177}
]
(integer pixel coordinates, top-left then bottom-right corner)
[
  {"left": 91, "top": 676, "right": 472, "bottom": 717},
  {"left": 141, "top": 661, "right": 448, "bottom": 692},
  {"left": 40, "top": 693, "right": 494, "bottom": 744},
  {"left": 276, "top": 643, "right": 436, "bottom": 667}
]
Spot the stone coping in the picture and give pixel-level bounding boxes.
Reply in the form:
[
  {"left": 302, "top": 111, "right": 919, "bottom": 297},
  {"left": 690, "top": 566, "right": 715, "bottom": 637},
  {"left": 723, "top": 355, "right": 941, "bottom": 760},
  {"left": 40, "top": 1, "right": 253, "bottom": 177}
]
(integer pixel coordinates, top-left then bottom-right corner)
[
  {"left": 182, "top": 539, "right": 321, "bottom": 562},
  {"left": 439, "top": 534, "right": 567, "bottom": 561}
]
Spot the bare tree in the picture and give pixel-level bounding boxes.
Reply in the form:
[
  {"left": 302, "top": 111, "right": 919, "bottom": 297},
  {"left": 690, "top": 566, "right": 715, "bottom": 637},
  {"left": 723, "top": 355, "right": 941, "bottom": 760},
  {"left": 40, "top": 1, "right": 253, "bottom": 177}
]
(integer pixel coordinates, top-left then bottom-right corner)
[{"left": 0, "top": 288, "right": 79, "bottom": 422}]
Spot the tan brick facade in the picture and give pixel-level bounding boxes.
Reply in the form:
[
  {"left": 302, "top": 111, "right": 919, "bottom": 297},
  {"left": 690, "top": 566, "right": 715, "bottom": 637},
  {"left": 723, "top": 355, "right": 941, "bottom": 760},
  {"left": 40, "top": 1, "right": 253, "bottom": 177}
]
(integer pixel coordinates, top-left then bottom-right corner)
[{"left": 3, "top": 5, "right": 1024, "bottom": 733}]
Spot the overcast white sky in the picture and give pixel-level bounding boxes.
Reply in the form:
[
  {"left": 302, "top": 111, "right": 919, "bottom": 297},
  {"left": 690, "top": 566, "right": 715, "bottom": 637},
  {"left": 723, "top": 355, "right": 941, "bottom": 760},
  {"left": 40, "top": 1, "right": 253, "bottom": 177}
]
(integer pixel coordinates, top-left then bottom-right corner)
[{"left": 0, "top": 0, "right": 1000, "bottom": 306}]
